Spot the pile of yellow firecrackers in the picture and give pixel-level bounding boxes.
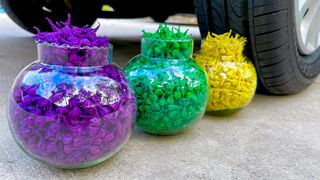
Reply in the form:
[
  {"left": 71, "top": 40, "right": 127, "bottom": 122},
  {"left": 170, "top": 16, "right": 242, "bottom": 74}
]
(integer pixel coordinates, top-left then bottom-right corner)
[{"left": 195, "top": 31, "right": 257, "bottom": 114}]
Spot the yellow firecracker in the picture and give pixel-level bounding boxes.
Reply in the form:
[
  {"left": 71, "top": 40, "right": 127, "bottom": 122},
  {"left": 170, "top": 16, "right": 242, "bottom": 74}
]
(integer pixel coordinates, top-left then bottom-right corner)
[{"left": 195, "top": 31, "right": 257, "bottom": 115}]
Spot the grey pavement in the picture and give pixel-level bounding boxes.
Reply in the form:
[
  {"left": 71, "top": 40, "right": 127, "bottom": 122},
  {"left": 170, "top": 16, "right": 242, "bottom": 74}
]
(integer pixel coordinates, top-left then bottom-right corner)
[{"left": 1, "top": 13, "right": 320, "bottom": 180}]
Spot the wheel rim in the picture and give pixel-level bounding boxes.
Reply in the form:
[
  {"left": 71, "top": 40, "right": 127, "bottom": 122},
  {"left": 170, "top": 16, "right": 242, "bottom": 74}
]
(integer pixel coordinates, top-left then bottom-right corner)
[{"left": 295, "top": 0, "right": 320, "bottom": 55}]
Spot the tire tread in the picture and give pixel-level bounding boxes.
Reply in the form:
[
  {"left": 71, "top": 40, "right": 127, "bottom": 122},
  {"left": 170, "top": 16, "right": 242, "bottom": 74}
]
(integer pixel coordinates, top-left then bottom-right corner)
[{"left": 194, "top": 0, "right": 320, "bottom": 94}]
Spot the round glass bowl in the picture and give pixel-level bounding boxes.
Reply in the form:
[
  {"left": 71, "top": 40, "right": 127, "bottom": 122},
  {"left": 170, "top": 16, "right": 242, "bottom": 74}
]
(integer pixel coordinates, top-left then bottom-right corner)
[
  {"left": 124, "top": 38, "right": 208, "bottom": 135},
  {"left": 7, "top": 42, "right": 136, "bottom": 169},
  {"left": 195, "top": 42, "right": 257, "bottom": 116}
]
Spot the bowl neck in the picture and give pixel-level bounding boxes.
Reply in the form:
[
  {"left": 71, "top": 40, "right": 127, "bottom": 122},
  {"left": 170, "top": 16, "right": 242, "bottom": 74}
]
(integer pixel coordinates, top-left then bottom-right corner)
[
  {"left": 140, "top": 38, "right": 194, "bottom": 60},
  {"left": 37, "top": 43, "right": 113, "bottom": 67}
]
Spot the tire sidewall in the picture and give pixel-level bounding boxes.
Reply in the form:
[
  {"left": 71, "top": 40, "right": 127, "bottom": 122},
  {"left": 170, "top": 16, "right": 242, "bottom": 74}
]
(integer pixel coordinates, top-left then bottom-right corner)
[{"left": 289, "top": 0, "right": 320, "bottom": 81}]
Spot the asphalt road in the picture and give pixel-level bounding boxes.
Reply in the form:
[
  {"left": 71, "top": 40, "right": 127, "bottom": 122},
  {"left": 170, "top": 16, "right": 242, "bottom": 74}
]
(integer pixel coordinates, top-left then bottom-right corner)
[{"left": 1, "top": 13, "right": 320, "bottom": 180}]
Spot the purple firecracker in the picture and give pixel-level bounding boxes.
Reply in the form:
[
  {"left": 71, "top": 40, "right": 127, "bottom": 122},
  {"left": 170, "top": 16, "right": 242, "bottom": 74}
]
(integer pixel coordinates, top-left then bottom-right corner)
[
  {"left": 33, "top": 14, "right": 109, "bottom": 48},
  {"left": 7, "top": 15, "right": 136, "bottom": 168}
]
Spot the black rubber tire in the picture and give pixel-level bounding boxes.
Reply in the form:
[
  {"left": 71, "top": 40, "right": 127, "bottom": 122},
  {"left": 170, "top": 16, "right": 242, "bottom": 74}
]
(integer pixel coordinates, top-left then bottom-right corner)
[
  {"left": 194, "top": 0, "right": 320, "bottom": 95},
  {"left": 2, "top": 0, "right": 100, "bottom": 34}
]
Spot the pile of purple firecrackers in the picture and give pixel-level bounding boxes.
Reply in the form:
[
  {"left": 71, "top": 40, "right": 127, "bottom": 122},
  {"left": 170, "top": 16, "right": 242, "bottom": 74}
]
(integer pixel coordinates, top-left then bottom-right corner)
[{"left": 8, "top": 15, "right": 136, "bottom": 168}]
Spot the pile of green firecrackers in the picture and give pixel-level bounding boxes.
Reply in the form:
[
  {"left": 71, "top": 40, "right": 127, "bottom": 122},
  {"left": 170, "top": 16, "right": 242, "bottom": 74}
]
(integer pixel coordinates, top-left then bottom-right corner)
[
  {"left": 124, "top": 25, "right": 208, "bottom": 135},
  {"left": 124, "top": 24, "right": 256, "bottom": 135},
  {"left": 141, "top": 26, "right": 193, "bottom": 59}
]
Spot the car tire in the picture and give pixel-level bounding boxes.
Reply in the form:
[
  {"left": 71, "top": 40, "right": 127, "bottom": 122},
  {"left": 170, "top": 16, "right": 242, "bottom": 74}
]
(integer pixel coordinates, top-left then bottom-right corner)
[
  {"left": 2, "top": 0, "right": 100, "bottom": 33},
  {"left": 194, "top": 0, "right": 320, "bottom": 95}
]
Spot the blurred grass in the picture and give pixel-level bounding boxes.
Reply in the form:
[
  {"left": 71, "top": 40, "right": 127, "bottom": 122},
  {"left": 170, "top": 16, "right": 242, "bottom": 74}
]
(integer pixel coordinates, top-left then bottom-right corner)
[{"left": 102, "top": 5, "right": 114, "bottom": 12}]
